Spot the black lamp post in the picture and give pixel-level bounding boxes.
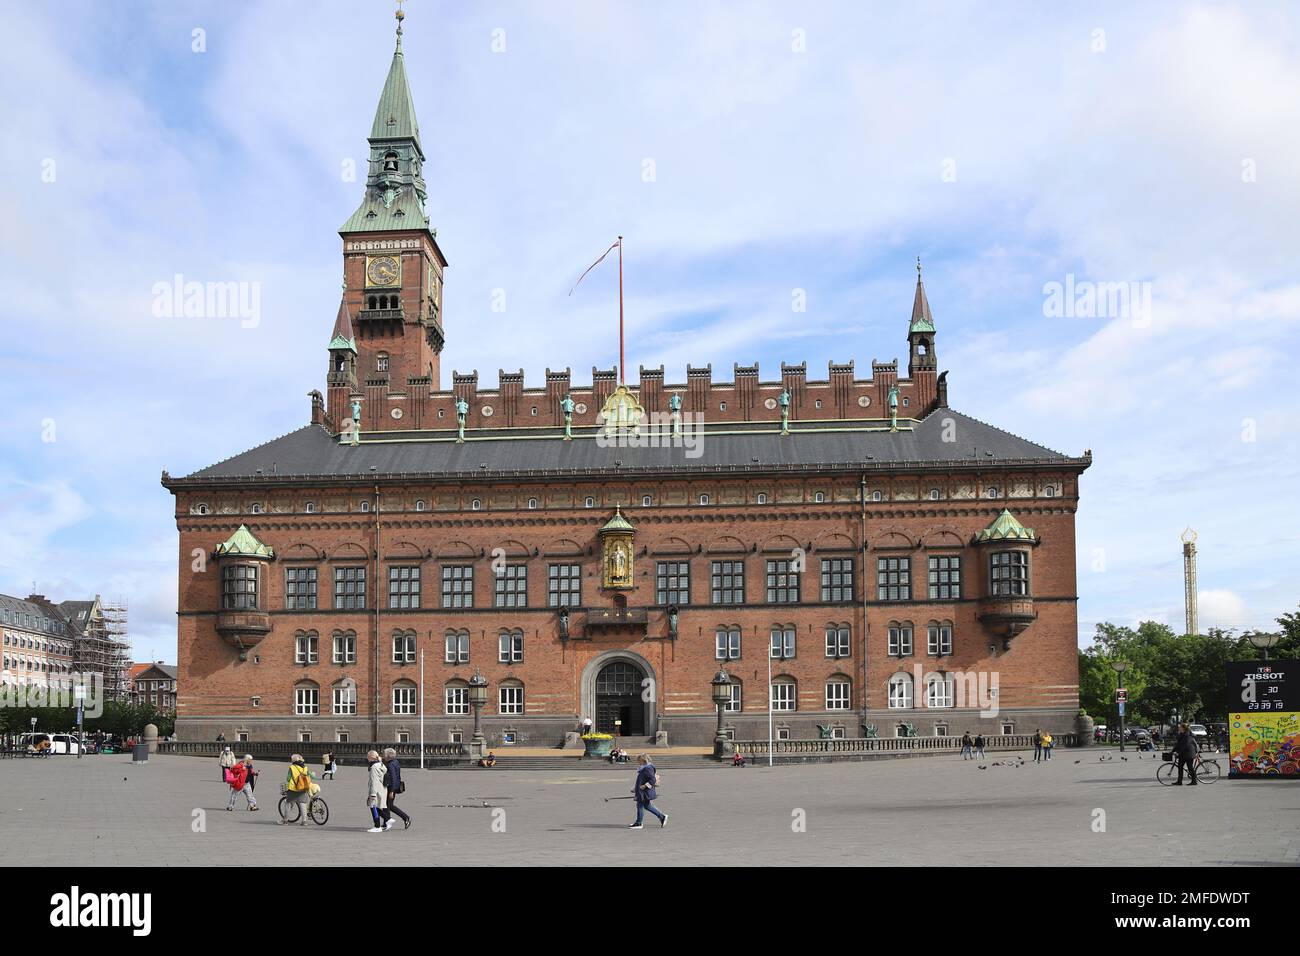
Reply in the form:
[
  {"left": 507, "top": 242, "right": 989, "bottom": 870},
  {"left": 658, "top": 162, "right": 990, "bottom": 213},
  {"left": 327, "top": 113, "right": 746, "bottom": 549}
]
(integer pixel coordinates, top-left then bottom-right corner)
[
  {"left": 467, "top": 669, "right": 488, "bottom": 754},
  {"left": 1111, "top": 659, "right": 1129, "bottom": 753},
  {"left": 711, "top": 668, "right": 733, "bottom": 757},
  {"left": 1247, "top": 631, "right": 1281, "bottom": 661}
]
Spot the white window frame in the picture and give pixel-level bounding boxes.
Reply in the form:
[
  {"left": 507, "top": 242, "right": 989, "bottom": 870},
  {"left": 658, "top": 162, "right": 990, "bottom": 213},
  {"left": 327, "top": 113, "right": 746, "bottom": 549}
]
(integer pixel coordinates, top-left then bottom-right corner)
[
  {"left": 392, "top": 684, "right": 417, "bottom": 716},
  {"left": 445, "top": 630, "right": 470, "bottom": 664},
  {"left": 445, "top": 684, "right": 469, "bottom": 716},
  {"left": 888, "top": 624, "right": 914, "bottom": 656},
  {"left": 771, "top": 680, "right": 796, "bottom": 712},
  {"left": 499, "top": 683, "right": 524, "bottom": 716},
  {"left": 332, "top": 683, "right": 356, "bottom": 715},
  {"left": 826, "top": 680, "right": 851, "bottom": 711},
  {"left": 887, "top": 675, "right": 913, "bottom": 710},
  {"left": 295, "top": 686, "right": 319, "bottom": 716}
]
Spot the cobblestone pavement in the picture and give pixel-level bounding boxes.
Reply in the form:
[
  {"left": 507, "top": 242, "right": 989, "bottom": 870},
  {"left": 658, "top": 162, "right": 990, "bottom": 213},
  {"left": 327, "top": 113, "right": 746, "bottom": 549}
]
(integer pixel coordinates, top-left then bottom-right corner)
[{"left": 0, "top": 752, "right": 1294, "bottom": 866}]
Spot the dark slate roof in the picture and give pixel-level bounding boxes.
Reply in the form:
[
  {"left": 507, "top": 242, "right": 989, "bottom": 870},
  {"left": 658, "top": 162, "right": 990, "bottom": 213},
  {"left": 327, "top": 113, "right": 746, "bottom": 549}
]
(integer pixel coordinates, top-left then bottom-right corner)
[
  {"left": 166, "top": 409, "right": 1087, "bottom": 487},
  {"left": 57, "top": 600, "right": 95, "bottom": 631}
]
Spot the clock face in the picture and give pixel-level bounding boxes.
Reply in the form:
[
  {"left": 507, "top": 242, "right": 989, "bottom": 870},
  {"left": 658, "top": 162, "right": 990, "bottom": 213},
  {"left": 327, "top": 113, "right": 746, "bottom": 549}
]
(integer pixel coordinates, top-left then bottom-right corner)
[{"left": 366, "top": 255, "right": 400, "bottom": 287}]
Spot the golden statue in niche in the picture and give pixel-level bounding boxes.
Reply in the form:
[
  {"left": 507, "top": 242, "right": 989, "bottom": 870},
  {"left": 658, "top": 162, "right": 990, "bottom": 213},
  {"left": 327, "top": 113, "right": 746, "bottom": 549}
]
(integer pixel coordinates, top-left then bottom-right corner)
[{"left": 600, "top": 506, "right": 635, "bottom": 589}]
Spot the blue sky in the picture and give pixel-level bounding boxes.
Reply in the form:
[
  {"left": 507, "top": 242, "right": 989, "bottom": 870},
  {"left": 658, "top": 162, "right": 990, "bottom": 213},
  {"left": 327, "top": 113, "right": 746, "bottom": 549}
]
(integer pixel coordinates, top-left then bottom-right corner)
[{"left": 2, "top": 1, "right": 1298, "bottom": 663}]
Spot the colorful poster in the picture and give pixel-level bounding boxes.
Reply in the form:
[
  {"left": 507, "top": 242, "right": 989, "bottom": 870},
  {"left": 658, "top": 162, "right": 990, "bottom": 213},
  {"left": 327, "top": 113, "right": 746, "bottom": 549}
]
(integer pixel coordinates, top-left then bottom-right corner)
[{"left": 1225, "top": 661, "right": 1298, "bottom": 778}]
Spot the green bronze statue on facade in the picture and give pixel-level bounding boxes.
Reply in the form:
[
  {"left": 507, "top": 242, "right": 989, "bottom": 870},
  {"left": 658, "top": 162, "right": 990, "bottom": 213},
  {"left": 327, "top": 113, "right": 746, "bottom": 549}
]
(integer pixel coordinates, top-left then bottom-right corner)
[
  {"left": 861, "top": 722, "right": 879, "bottom": 739},
  {"left": 778, "top": 388, "right": 791, "bottom": 436},
  {"left": 887, "top": 384, "right": 899, "bottom": 432},
  {"left": 561, "top": 393, "right": 575, "bottom": 440},
  {"left": 668, "top": 392, "right": 683, "bottom": 438},
  {"left": 455, "top": 396, "right": 468, "bottom": 442}
]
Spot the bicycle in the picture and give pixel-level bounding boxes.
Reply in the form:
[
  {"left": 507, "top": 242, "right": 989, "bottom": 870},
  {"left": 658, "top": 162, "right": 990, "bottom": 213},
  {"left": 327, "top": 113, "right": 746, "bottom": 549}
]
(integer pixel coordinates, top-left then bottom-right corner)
[
  {"left": 1156, "top": 751, "right": 1219, "bottom": 785},
  {"left": 278, "top": 787, "right": 330, "bottom": 825}
]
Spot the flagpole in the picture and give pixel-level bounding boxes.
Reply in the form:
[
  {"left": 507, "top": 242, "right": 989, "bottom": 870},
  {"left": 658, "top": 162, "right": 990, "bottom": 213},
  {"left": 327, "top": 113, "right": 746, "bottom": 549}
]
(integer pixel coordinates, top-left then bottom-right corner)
[
  {"left": 419, "top": 647, "right": 425, "bottom": 771},
  {"left": 617, "top": 236, "right": 625, "bottom": 384},
  {"left": 767, "top": 638, "right": 774, "bottom": 768}
]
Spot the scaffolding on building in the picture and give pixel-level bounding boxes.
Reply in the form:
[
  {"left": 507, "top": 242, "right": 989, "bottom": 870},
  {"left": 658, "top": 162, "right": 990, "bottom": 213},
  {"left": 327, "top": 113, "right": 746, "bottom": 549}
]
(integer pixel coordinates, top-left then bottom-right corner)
[
  {"left": 73, "top": 596, "right": 132, "bottom": 699},
  {"left": 1181, "top": 528, "right": 1199, "bottom": 638}
]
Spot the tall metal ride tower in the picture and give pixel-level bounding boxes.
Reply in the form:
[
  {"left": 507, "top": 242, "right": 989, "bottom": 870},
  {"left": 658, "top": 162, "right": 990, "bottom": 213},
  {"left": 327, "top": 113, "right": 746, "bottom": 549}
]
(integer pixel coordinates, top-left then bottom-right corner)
[{"left": 1181, "top": 528, "right": 1198, "bottom": 637}]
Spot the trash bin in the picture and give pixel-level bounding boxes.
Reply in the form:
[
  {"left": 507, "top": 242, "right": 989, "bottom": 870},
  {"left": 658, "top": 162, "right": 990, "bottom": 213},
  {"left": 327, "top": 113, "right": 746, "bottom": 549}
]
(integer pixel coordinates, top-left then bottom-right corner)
[{"left": 132, "top": 744, "right": 150, "bottom": 764}]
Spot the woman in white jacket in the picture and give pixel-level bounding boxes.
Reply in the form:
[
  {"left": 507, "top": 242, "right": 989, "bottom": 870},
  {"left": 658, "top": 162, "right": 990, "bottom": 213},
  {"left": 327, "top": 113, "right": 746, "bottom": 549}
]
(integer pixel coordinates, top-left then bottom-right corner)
[{"left": 366, "top": 750, "right": 389, "bottom": 833}]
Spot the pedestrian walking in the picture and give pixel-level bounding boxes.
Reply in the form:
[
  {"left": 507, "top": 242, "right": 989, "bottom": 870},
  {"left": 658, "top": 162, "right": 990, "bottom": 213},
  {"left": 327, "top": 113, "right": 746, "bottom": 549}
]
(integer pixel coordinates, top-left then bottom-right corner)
[
  {"left": 219, "top": 745, "right": 236, "bottom": 782},
  {"left": 1173, "top": 723, "right": 1199, "bottom": 786},
  {"left": 1033, "top": 728, "right": 1044, "bottom": 763},
  {"left": 226, "top": 757, "right": 259, "bottom": 812},
  {"left": 365, "top": 750, "right": 389, "bottom": 832},
  {"left": 278, "top": 753, "right": 315, "bottom": 826},
  {"left": 974, "top": 734, "right": 986, "bottom": 760},
  {"left": 628, "top": 753, "right": 667, "bottom": 829},
  {"left": 382, "top": 748, "right": 411, "bottom": 830},
  {"left": 960, "top": 732, "right": 973, "bottom": 760},
  {"left": 322, "top": 751, "right": 337, "bottom": 780},
  {"left": 1042, "top": 732, "right": 1053, "bottom": 760}
]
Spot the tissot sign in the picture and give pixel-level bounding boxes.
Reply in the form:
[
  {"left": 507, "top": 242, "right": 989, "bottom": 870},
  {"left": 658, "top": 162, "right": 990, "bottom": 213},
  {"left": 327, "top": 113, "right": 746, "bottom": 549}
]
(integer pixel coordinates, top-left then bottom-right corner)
[{"left": 1226, "top": 661, "right": 1298, "bottom": 778}]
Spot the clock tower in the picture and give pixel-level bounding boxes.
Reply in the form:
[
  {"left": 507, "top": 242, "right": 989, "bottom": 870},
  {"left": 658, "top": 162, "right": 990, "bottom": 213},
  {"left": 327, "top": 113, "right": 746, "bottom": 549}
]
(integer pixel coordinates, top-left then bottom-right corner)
[{"left": 332, "top": 5, "right": 448, "bottom": 432}]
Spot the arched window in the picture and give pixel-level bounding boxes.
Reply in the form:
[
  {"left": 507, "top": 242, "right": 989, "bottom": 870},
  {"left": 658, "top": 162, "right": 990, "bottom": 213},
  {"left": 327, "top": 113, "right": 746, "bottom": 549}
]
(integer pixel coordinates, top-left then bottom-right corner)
[
  {"left": 871, "top": 490, "right": 883, "bottom": 502},
  {"left": 498, "top": 679, "right": 524, "bottom": 715},
  {"left": 360, "top": 500, "right": 371, "bottom": 513},
  {"left": 294, "top": 681, "right": 320, "bottom": 716},
  {"left": 770, "top": 676, "right": 797, "bottom": 712},
  {"left": 756, "top": 492, "right": 768, "bottom": 505},
  {"left": 887, "top": 672, "right": 913, "bottom": 709},
  {"left": 927, "top": 620, "right": 954, "bottom": 656},
  {"left": 814, "top": 491, "right": 826, "bottom": 503},
  {"left": 392, "top": 680, "right": 417, "bottom": 715},
  {"left": 294, "top": 630, "right": 319, "bottom": 665},
  {"left": 929, "top": 488, "right": 941, "bottom": 500},
  {"left": 987, "top": 487, "right": 1000, "bottom": 499},
  {"left": 641, "top": 495, "right": 652, "bottom": 507},
  {"left": 498, "top": 628, "right": 523, "bottom": 663},
  {"left": 195, "top": 502, "right": 209, "bottom": 515},
  {"left": 332, "top": 679, "right": 356, "bottom": 715},
  {"left": 825, "top": 675, "right": 852, "bottom": 711},
  {"left": 445, "top": 679, "right": 469, "bottom": 715},
  {"left": 699, "top": 493, "right": 710, "bottom": 506},
  {"left": 471, "top": 499, "right": 482, "bottom": 511},
  {"left": 377, "top": 352, "right": 389, "bottom": 373},
  {"left": 887, "top": 621, "right": 914, "bottom": 656},
  {"left": 305, "top": 502, "right": 315, "bottom": 514},
  {"left": 368, "top": 295, "right": 378, "bottom": 310},
  {"left": 584, "top": 497, "right": 594, "bottom": 508},
  {"left": 332, "top": 629, "right": 357, "bottom": 664},
  {"left": 414, "top": 499, "right": 426, "bottom": 512},
  {"left": 527, "top": 498, "right": 538, "bottom": 510},
  {"left": 250, "top": 503, "right": 262, "bottom": 514},
  {"left": 444, "top": 629, "right": 470, "bottom": 664},
  {"left": 391, "top": 629, "right": 416, "bottom": 664},
  {"left": 926, "top": 673, "right": 955, "bottom": 708},
  {"left": 723, "top": 676, "right": 742, "bottom": 712}
]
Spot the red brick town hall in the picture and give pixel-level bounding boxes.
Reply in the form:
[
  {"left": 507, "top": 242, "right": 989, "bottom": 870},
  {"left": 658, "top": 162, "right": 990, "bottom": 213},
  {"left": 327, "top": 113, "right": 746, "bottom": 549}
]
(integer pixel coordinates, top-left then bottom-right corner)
[{"left": 162, "top": 15, "right": 1090, "bottom": 751}]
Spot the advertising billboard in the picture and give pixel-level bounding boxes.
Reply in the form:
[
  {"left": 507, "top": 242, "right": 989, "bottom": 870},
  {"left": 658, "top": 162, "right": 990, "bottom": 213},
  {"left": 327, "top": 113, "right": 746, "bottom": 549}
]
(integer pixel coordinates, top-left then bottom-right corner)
[{"left": 1225, "top": 660, "right": 1298, "bottom": 778}]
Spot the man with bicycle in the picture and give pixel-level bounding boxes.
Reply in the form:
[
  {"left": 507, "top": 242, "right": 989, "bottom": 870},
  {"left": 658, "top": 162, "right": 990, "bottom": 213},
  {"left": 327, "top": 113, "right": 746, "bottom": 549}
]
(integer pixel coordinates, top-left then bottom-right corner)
[
  {"left": 279, "top": 753, "right": 316, "bottom": 824},
  {"left": 1173, "top": 723, "right": 1199, "bottom": 786}
]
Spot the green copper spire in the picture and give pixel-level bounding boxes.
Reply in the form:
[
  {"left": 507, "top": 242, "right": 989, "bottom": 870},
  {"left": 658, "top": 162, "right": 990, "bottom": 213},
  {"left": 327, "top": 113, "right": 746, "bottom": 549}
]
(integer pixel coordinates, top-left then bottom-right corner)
[
  {"left": 370, "top": 15, "right": 420, "bottom": 142},
  {"left": 973, "top": 509, "right": 1037, "bottom": 543},
  {"left": 328, "top": 289, "right": 357, "bottom": 352},
  {"left": 340, "top": 3, "right": 433, "bottom": 236},
  {"left": 909, "top": 257, "right": 936, "bottom": 334}
]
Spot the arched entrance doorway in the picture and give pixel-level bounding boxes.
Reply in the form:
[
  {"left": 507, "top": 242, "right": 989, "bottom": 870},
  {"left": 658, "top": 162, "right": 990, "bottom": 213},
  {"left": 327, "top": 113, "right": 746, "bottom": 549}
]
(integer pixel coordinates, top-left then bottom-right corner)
[{"left": 595, "top": 660, "right": 646, "bottom": 736}]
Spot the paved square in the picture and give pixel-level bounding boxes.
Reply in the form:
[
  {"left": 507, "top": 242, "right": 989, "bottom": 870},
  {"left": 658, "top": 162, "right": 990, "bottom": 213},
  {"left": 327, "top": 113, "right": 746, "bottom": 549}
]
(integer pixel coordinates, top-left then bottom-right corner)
[{"left": 0, "top": 752, "right": 1295, "bottom": 866}]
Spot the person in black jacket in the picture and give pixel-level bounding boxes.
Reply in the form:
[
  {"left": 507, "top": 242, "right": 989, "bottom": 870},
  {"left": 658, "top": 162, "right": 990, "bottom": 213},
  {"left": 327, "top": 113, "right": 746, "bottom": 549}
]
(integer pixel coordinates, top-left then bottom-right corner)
[
  {"left": 629, "top": 754, "right": 667, "bottom": 829},
  {"left": 382, "top": 748, "right": 411, "bottom": 830},
  {"left": 1173, "top": 723, "right": 1199, "bottom": 786}
]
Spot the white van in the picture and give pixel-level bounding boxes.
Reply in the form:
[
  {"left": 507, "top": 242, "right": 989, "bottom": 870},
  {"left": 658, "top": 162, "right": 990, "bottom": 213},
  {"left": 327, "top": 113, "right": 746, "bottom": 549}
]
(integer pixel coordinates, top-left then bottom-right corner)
[{"left": 18, "top": 733, "right": 81, "bottom": 755}]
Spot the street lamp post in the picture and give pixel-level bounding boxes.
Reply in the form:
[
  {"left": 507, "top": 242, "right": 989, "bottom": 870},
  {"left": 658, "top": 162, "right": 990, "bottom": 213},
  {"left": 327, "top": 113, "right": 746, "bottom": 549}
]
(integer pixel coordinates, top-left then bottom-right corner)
[
  {"left": 1111, "top": 659, "right": 1129, "bottom": 753},
  {"left": 1246, "top": 632, "right": 1281, "bottom": 661},
  {"left": 467, "top": 669, "right": 488, "bottom": 758},
  {"left": 710, "top": 668, "right": 733, "bottom": 758}
]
